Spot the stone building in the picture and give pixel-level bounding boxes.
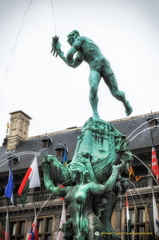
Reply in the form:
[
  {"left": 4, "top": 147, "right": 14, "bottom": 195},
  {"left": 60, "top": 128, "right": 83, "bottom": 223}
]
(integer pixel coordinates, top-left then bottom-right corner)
[{"left": 0, "top": 110, "right": 159, "bottom": 240}]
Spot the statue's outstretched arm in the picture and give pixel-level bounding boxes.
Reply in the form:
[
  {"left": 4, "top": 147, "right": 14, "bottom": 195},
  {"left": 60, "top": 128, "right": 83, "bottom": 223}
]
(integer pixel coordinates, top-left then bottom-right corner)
[
  {"left": 51, "top": 36, "right": 83, "bottom": 68},
  {"left": 104, "top": 162, "right": 123, "bottom": 192},
  {"left": 41, "top": 154, "right": 71, "bottom": 185},
  {"left": 90, "top": 161, "right": 124, "bottom": 194},
  {"left": 42, "top": 161, "right": 69, "bottom": 197}
]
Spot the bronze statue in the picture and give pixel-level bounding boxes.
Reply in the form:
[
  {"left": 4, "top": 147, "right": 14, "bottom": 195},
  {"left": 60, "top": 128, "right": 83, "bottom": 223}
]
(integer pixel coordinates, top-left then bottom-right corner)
[
  {"left": 42, "top": 160, "right": 124, "bottom": 240},
  {"left": 51, "top": 30, "right": 133, "bottom": 118},
  {"left": 42, "top": 118, "right": 132, "bottom": 240},
  {"left": 44, "top": 30, "right": 134, "bottom": 239}
]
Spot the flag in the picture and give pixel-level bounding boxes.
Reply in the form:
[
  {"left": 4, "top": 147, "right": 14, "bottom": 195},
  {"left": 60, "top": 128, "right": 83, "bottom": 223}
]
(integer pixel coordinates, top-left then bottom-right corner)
[
  {"left": 4, "top": 209, "right": 10, "bottom": 240},
  {"left": 17, "top": 156, "right": 40, "bottom": 206},
  {"left": 62, "top": 148, "right": 68, "bottom": 165},
  {"left": 152, "top": 147, "right": 159, "bottom": 181},
  {"left": 152, "top": 188, "right": 159, "bottom": 237},
  {"left": 26, "top": 221, "right": 38, "bottom": 240},
  {"left": 128, "top": 166, "right": 142, "bottom": 181},
  {"left": 4, "top": 163, "right": 14, "bottom": 205},
  {"left": 57, "top": 200, "right": 66, "bottom": 240},
  {"left": 126, "top": 193, "right": 131, "bottom": 236}
]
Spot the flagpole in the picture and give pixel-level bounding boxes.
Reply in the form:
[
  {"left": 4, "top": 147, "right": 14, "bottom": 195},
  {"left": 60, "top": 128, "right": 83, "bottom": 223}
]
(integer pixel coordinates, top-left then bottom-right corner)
[
  {"left": 4, "top": 159, "right": 15, "bottom": 205},
  {"left": 151, "top": 186, "right": 159, "bottom": 239},
  {"left": 125, "top": 193, "right": 131, "bottom": 240},
  {"left": 151, "top": 186, "right": 156, "bottom": 240},
  {"left": 33, "top": 207, "right": 37, "bottom": 224},
  {"left": 150, "top": 127, "right": 155, "bottom": 147},
  {"left": 4, "top": 206, "right": 10, "bottom": 240}
]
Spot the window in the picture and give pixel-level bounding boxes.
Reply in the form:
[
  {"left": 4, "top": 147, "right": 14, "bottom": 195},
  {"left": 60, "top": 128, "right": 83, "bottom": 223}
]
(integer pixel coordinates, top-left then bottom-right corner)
[
  {"left": 147, "top": 117, "right": 158, "bottom": 128},
  {"left": 55, "top": 144, "right": 69, "bottom": 163},
  {"left": 7, "top": 155, "right": 20, "bottom": 167},
  {"left": 38, "top": 219, "right": 44, "bottom": 233},
  {"left": 5, "top": 215, "right": 57, "bottom": 240},
  {"left": 124, "top": 206, "right": 150, "bottom": 240},
  {"left": 37, "top": 216, "right": 55, "bottom": 239},
  {"left": 55, "top": 144, "right": 65, "bottom": 158},
  {"left": 55, "top": 148, "right": 64, "bottom": 158},
  {"left": 42, "top": 140, "right": 50, "bottom": 149},
  {"left": 46, "top": 218, "right": 53, "bottom": 232},
  {"left": 42, "top": 137, "right": 52, "bottom": 149},
  {"left": 129, "top": 209, "right": 135, "bottom": 224},
  {"left": 18, "top": 221, "right": 25, "bottom": 234},
  {"left": 138, "top": 208, "right": 145, "bottom": 223},
  {"left": 10, "top": 219, "right": 26, "bottom": 240},
  {"left": 45, "top": 236, "right": 52, "bottom": 240},
  {"left": 11, "top": 222, "right": 16, "bottom": 235}
]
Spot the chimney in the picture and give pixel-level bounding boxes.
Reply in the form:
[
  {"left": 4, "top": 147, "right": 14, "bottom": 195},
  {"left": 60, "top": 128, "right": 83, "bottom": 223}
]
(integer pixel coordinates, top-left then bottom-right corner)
[{"left": 7, "top": 110, "right": 32, "bottom": 151}]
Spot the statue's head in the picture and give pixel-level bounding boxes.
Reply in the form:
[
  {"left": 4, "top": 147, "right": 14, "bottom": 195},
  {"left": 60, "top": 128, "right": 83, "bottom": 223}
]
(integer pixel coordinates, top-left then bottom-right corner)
[{"left": 67, "top": 30, "right": 80, "bottom": 46}]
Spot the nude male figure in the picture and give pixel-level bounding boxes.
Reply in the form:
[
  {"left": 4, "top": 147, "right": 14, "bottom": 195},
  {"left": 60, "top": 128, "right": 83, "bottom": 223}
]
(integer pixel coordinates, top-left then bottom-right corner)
[{"left": 51, "top": 30, "right": 133, "bottom": 118}]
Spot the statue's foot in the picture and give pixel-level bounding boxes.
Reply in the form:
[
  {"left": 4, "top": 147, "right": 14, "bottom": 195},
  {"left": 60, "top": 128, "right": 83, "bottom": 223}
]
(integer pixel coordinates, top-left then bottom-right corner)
[
  {"left": 93, "top": 113, "right": 100, "bottom": 119},
  {"left": 125, "top": 104, "right": 133, "bottom": 116}
]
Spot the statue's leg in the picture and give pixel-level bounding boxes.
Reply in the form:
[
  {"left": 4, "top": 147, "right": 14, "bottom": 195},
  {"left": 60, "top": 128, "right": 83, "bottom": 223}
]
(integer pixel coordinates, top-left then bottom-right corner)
[
  {"left": 89, "top": 70, "right": 101, "bottom": 118},
  {"left": 100, "top": 192, "right": 121, "bottom": 240},
  {"left": 103, "top": 71, "right": 132, "bottom": 116}
]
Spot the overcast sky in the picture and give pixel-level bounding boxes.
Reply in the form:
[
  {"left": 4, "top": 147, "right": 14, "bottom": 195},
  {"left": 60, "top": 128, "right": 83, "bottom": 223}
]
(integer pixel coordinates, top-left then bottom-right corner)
[{"left": 0, "top": 0, "right": 159, "bottom": 145}]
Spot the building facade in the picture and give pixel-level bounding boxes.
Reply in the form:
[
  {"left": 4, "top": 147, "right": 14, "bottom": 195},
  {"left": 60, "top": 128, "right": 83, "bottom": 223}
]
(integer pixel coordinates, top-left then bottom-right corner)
[{"left": 0, "top": 110, "right": 159, "bottom": 240}]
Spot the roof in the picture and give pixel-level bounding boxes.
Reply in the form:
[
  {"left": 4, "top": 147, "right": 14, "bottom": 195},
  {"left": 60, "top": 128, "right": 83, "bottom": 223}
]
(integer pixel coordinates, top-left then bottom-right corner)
[
  {"left": 0, "top": 128, "right": 81, "bottom": 174},
  {"left": 9, "top": 110, "right": 32, "bottom": 120},
  {"left": 112, "top": 112, "right": 159, "bottom": 151},
  {"left": 0, "top": 111, "right": 159, "bottom": 173}
]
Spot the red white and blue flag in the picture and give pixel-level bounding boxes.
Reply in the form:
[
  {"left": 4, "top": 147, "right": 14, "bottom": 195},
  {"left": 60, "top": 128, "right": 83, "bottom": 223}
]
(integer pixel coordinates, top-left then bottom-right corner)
[
  {"left": 26, "top": 221, "right": 38, "bottom": 240},
  {"left": 4, "top": 162, "right": 14, "bottom": 205}
]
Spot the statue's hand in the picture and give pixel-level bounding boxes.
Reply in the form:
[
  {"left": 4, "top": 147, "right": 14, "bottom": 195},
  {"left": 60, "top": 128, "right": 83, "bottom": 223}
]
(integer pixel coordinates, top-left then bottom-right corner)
[
  {"left": 123, "top": 161, "right": 130, "bottom": 174},
  {"left": 115, "top": 178, "right": 129, "bottom": 195},
  {"left": 115, "top": 181, "right": 122, "bottom": 195},
  {"left": 51, "top": 36, "right": 61, "bottom": 57},
  {"left": 41, "top": 154, "right": 51, "bottom": 172},
  {"left": 114, "top": 159, "right": 124, "bottom": 174},
  {"left": 41, "top": 161, "right": 50, "bottom": 173}
]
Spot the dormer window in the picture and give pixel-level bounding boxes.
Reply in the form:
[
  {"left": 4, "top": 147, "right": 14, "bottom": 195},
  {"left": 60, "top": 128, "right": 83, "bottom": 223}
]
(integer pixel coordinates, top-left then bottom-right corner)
[
  {"left": 41, "top": 137, "right": 52, "bottom": 149},
  {"left": 8, "top": 155, "right": 20, "bottom": 166},
  {"left": 147, "top": 118, "right": 159, "bottom": 128},
  {"left": 55, "top": 143, "right": 68, "bottom": 163},
  {"left": 55, "top": 144, "right": 65, "bottom": 158}
]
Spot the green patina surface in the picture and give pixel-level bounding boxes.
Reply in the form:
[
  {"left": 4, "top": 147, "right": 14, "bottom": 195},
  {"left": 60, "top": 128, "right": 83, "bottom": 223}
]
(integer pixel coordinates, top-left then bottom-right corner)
[
  {"left": 51, "top": 30, "right": 133, "bottom": 118},
  {"left": 42, "top": 118, "right": 133, "bottom": 240},
  {"left": 43, "top": 31, "right": 133, "bottom": 239}
]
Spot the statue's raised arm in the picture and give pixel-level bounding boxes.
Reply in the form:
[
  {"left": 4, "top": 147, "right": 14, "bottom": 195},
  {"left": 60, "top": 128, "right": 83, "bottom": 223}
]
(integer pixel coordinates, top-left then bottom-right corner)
[{"left": 51, "top": 31, "right": 83, "bottom": 68}]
